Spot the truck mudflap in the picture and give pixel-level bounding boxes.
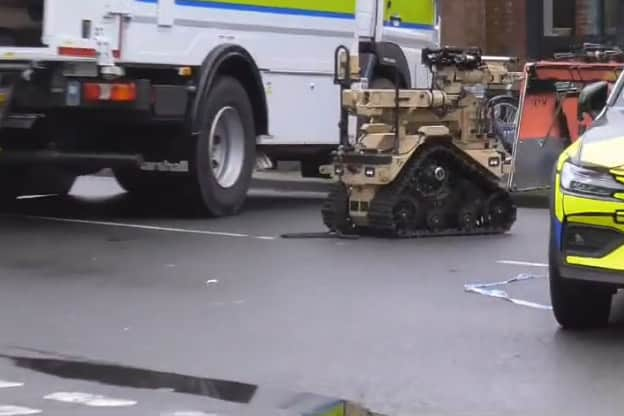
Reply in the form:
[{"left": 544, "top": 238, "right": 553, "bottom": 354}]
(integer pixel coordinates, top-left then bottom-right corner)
[{"left": 508, "top": 60, "right": 624, "bottom": 192}]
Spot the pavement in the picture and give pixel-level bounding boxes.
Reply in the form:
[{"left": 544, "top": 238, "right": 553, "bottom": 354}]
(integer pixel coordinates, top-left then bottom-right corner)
[{"left": 1, "top": 174, "right": 623, "bottom": 416}]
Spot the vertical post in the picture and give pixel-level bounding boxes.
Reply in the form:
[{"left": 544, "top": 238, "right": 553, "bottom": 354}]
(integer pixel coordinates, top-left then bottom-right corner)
[
  {"left": 393, "top": 69, "right": 400, "bottom": 154},
  {"left": 334, "top": 45, "right": 352, "bottom": 148}
]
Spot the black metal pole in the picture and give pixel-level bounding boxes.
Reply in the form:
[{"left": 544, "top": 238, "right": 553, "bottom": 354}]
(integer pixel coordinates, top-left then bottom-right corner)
[
  {"left": 334, "top": 45, "right": 351, "bottom": 148},
  {"left": 393, "top": 69, "right": 400, "bottom": 154}
]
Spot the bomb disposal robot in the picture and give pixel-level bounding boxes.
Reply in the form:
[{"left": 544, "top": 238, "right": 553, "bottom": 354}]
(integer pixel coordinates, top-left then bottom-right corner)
[{"left": 321, "top": 46, "right": 523, "bottom": 237}]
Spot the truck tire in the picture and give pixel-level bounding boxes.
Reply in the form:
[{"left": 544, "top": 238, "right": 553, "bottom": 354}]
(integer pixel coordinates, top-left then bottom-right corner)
[
  {"left": 548, "top": 223, "right": 613, "bottom": 329},
  {"left": 192, "top": 75, "right": 255, "bottom": 216},
  {"left": 370, "top": 77, "right": 395, "bottom": 89}
]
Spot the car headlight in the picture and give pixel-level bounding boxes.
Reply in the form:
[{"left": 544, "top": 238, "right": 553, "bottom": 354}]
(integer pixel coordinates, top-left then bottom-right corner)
[{"left": 560, "top": 161, "right": 624, "bottom": 199}]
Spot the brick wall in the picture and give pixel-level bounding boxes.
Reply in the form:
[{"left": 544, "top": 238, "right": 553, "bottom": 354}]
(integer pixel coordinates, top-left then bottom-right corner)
[
  {"left": 440, "top": 0, "right": 528, "bottom": 60},
  {"left": 439, "top": 0, "right": 486, "bottom": 50},
  {"left": 575, "top": 0, "right": 598, "bottom": 37}
]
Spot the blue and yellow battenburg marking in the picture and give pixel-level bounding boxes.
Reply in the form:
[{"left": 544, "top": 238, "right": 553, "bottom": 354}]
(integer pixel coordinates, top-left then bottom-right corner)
[{"left": 136, "top": 0, "right": 436, "bottom": 29}]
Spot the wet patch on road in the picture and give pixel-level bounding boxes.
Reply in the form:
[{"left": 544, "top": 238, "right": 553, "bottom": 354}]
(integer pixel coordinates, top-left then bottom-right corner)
[
  {"left": 1, "top": 354, "right": 257, "bottom": 404},
  {"left": 0, "top": 353, "right": 380, "bottom": 415}
]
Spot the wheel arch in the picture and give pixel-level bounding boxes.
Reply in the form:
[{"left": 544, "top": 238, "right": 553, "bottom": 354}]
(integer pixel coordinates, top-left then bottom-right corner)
[
  {"left": 192, "top": 44, "right": 268, "bottom": 137},
  {"left": 359, "top": 41, "right": 411, "bottom": 88}
]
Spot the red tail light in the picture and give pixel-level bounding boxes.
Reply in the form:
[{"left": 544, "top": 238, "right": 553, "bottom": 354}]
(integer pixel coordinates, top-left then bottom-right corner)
[
  {"left": 83, "top": 82, "right": 137, "bottom": 102},
  {"left": 58, "top": 47, "right": 97, "bottom": 58}
]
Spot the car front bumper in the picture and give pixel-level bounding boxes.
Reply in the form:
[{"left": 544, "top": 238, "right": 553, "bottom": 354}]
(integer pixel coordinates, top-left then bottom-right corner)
[{"left": 551, "top": 177, "right": 624, "bottom": 283}]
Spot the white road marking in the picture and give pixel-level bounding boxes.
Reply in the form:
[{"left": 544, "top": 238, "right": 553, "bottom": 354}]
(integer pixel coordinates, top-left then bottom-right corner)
[
  {"left": 14, "top": 215, "right": 277, "bottom": 241},
  {"left": 205, "top": 279, "right": 219, "bottom": 285},
  {"left": 497, "top": 260, "right": 548, "bottom": 268},
  {"left": 44, "top": 392, "right": 137, "bottom": 407},
  {"left": 16, "top": 194, "right": 55, "bottom": 200},
  {"left": 0, "top": 406, "right": 41, "bottom": 416},
  {"left": 0, "top": 381, "right": 23, "bottom": 389}
]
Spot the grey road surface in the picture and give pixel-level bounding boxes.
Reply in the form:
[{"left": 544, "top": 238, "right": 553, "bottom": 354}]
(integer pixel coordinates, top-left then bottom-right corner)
[{"left": 1, "top": 176, "right": 624, "bottom": 416}]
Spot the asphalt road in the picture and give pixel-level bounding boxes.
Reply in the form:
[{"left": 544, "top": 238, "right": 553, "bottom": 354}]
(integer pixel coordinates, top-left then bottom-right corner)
[{"left": 1, "top": 175, "right": 624, "bottom": 416}]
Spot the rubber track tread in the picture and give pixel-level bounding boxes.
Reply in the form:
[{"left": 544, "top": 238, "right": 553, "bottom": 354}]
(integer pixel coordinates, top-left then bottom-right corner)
[
  {"left": 366, "top": 143, "right": 517, "bottom": 238},
  {"left": 321, "top": 182, "right": 352, "bottom": 232}
]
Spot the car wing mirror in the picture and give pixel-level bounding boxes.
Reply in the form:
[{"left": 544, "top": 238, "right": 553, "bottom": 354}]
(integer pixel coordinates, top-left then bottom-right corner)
[{"left": 579, "top": 80, "right": 609, "bottom": 121}]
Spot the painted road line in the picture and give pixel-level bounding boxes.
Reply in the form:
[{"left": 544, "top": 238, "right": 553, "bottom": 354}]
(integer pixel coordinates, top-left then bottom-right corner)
[
  {"left": 497, "top": 260, "right": 548, "bottom": 268},
  {"left": 0, "top": 406, "right": 41, "bottom": 416},
  {"left": 0, "top": 381, "right": 23, "bottom": 389},
  {"left": 13, "top": 215, "right": 277, "bottom": 241},
  {"left": 44, "top": 392, "right": 137, "bottom": 407}
]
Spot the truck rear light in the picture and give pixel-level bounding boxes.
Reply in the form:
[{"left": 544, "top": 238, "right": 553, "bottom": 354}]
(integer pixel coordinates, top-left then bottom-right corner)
[
  {"left": 58, "top": 47, "right": 120, "bottom": 59},
  {"left": 58, "top": 47, "right": 97, "bottom": 58},
  {"left": 83, "top": 82, "right": 137, "bottom": 102}
]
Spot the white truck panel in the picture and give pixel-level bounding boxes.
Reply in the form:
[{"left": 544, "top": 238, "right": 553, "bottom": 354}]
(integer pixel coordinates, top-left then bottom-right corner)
[
  {"left": 0, "top": 0, "right": 439, "bottom": 145},
  {"left": 118, "top": 1, "right": 436, "bottom": 144}
]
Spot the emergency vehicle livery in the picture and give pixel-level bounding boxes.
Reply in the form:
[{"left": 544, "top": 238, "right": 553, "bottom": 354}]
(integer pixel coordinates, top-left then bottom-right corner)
[{"left": 0, "top": 0, "right": 439, "bottom": 215}]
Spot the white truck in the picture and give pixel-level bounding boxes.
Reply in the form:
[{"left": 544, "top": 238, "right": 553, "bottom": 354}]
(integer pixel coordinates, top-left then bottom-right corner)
[{"left": 0, "top": 0, "right": 440, "bottom": 215}]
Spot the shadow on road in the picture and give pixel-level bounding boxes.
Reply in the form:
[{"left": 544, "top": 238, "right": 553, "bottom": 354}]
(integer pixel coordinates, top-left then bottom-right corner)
[{"left": 0, "top": 177, "right": 326, "bottom": 221}]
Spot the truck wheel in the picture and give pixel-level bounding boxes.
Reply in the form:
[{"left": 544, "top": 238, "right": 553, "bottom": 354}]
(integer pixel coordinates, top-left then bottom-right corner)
[
  {"left": 548, "top": 228, "right": 613, "bottom": 329},
  {"left": 193, "top": 76, "right": 255, "bottom": 216},
  {"left": 370, "top": 77, "right": 395, "bottom": 89}
]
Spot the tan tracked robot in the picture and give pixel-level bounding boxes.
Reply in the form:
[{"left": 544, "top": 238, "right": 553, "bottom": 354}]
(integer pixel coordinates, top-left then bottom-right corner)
[{"left": 320, "top": 46, "right": 523, "bottom": 237}]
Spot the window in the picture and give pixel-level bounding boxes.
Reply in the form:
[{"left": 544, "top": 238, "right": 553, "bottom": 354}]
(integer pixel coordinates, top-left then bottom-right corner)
[
  {"left": 544, "top": 0, "right": 574, "bottom": 36},
  {"left": 544, "top": 0, "right": 620, "bottom": 38}
]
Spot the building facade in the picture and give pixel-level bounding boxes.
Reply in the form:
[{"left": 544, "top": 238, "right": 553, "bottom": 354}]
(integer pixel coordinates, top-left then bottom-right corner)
[{"left": 440, "top": 0, "right": 624, "bottom": 61}]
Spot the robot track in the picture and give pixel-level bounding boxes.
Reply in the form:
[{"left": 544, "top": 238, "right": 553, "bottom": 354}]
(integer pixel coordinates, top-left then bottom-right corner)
[{"left": 323, "top": 143, "right": 517, "bottom": 238}]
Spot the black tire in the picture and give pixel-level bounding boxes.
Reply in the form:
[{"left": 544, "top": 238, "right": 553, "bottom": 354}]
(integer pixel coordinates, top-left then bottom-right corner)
[
  {"left": 370, "top": 77, "right": 395, "bottom": 89},
  {"left": 548, "top": 222, "right": 613, "bottom": 330},
  {"left": 192, "top": 76, "right": 255, "bottom": 216}
]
